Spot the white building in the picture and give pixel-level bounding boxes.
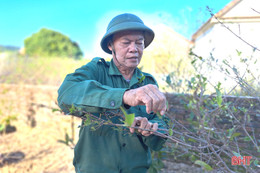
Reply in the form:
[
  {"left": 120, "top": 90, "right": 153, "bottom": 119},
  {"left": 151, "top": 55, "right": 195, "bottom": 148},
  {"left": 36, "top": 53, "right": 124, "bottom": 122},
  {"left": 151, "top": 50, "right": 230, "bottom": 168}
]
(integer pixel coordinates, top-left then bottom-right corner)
[{"left": 191, "top": 0, "right": 260, "bottom": 90}]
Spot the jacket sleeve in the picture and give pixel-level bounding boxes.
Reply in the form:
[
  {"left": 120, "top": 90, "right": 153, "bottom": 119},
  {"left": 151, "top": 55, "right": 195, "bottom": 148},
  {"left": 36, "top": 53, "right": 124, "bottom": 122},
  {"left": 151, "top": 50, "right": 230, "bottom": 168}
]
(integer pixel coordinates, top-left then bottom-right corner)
[{"left": 57, "top": 60, "right": 127, "bottom": 113}]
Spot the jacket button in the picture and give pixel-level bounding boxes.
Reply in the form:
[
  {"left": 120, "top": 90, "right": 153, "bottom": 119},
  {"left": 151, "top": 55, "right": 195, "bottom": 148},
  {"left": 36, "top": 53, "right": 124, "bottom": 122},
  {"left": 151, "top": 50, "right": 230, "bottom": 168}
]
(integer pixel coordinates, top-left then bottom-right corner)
[{"left": 110, "top": 100, "right": 115, "bottom": 107}]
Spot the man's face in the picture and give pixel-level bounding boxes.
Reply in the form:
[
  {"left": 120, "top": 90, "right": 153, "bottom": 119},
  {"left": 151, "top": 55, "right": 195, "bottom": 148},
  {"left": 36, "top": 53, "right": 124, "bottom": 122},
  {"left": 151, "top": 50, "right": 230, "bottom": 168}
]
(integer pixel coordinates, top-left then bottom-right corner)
[{"left": 109, "top": 30, "right": 144, "bottom": 69}]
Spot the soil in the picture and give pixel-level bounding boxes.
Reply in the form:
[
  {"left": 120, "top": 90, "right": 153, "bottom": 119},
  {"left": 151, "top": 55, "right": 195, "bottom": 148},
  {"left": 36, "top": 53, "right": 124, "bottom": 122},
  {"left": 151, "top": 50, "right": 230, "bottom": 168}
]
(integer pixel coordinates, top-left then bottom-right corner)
[
  {"left": 0, "top": 84, "right": 79, "bottom": 172},
  {"left": 0, "top": 84, "right": 212, "bottom": 173}
]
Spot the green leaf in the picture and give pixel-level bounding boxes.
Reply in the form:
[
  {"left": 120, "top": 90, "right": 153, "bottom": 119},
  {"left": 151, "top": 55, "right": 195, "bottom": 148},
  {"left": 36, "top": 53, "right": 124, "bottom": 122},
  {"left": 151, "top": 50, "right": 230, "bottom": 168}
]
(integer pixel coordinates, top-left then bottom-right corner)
[
  {"left": 216, "top": 95, "right": 222, "bottom": 106},
  {"left": 57, "top": 139, "right": 68, "bottom": 145},
  {"left": 84, "top": 114, "right": 91, "bottom": 126},
  {"left": 148, "top": 166, "right": 158, "bottom": 173},
  {"left": 120, "top": 106, "right": 135, "bottom": 126},
  {"left": 215, "top": 83, "right": 222, "bottom": 107},
  {"left": 232, "top": 151, "right": 241, "bottom": 157},
  {"left": 190, "top": 155, "right": 197, "bottom": 162},
  {"left": 194, "top": 160, "right": 213, "bottom": 171},
  {"left": 166, "top": 74, "right": 172, "bottom": 85},
  {"left": 120, "top": 106, "right": 128, "bottom": 116},
  {"left": 236, "top": 49, "right": 242, "bottom": 56},
  {"left": 254, "top": 159, "right": 259, "bottom": 166},
  {"left": 125, "top": 113, "right": 135, "bottom": 126},
  {"left": 189, "top": 112, "right": 195, "bottom": 121},
  {"left": 0, "top": 124, "right": 5, "bottom": 132},
  {"left": 230, "top": 132, "right": 241, "bottom": 141},
  {"left": 225, "top": 68, "right": 230, "bottom": 74},
  {"left": 69, "top": 104, "right": 76, "bottom": 114},
  {"left": 138, "top": 74, "right": 146, "bottom": 84},
  {"left": 168, "top": 129, "right": 173, "bottom": 136},
  {"left": 188, "top": 138, "right": 196, "bottom": 143},
  {"left": 65, "top": 133, "right": 70, "bottom": 142},
  {"left": 52, "top": 108, "right": 61, "bottom": 112},
  {"left": 243, "top": 136, "right": 251, "bottom": 141},
  {"left": 247, "top": 114, "right": 251, "bottom": 122},
  {"left": 191, "top": 59, "right": 197, "bottom": 64}
]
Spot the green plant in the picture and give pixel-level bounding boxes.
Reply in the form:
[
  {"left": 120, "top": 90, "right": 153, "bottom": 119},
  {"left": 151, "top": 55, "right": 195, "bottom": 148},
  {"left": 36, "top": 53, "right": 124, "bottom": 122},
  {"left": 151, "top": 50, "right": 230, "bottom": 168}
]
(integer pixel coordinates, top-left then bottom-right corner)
[
  {"left": 24, "top": 28, "right": 83, "bottom": 59},
  {"left": 0, "top": 114, "right": 17, "bottom": 133},
  {"left": 161, "top": 48, "right": 260, "bottom": 172},
  {"left": 57, "top": 130, "right": 75, "bottom": 149},
  {"left": 148, "top": 151, "right": 165, "bottom": 173}
]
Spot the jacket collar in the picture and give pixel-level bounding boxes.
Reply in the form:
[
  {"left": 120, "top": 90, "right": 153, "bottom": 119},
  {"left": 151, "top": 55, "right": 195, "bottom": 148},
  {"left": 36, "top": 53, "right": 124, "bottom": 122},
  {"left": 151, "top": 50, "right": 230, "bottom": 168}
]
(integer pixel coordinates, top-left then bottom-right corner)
[
  {"left": 108, "top": 59, "right": 122, "bottom": 76},
  {"left": 109, "top": 59, "right": 143, "bottom": 87}
]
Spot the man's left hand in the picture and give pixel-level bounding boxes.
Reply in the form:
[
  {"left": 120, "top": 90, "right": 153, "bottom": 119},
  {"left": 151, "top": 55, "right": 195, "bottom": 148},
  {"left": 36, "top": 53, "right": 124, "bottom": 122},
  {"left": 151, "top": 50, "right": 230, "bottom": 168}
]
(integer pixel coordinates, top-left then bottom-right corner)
[{"left": 129, "top": 117, "right": 158, "bottom": 136}]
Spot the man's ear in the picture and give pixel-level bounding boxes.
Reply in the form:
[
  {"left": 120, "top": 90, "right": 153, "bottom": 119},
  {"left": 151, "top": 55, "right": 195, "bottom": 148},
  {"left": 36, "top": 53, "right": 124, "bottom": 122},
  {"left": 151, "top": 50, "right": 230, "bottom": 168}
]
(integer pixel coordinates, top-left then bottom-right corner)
[{"left": 107, "top": 41, "right": 112, "bottom": 51}]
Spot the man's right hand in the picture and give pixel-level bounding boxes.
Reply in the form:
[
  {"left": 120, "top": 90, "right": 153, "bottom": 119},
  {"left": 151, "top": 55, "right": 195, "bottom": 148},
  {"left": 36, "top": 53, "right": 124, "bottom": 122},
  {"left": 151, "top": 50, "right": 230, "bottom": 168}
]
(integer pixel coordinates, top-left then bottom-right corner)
[{"left": 123, "top": 84, "right": 166, "bottom": 115}]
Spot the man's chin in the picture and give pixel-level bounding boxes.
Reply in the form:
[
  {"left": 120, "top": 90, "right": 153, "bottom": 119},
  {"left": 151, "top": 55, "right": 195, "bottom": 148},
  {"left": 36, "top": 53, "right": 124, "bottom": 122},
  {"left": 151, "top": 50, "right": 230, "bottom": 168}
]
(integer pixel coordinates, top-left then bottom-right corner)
[{"left": 127, "top": 63, "right": 139, "bottom": 68}]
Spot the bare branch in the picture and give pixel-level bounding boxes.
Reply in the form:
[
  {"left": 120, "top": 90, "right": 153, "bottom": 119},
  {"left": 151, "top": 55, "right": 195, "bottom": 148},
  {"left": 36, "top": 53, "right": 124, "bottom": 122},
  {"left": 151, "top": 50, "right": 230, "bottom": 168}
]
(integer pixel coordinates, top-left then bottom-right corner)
[
  {"left": 251, "top": 8, "right": 260, "bottom": 15},
  {"left": 206, "top": 6, "right": 260, "bottom": 52}
]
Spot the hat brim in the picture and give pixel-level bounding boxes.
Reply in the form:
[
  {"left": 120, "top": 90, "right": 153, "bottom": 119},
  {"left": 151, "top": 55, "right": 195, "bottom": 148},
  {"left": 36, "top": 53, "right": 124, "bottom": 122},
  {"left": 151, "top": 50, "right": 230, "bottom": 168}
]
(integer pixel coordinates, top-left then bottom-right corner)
[{"left": 101, "top": 21, "right": 154, "bottom": 54}]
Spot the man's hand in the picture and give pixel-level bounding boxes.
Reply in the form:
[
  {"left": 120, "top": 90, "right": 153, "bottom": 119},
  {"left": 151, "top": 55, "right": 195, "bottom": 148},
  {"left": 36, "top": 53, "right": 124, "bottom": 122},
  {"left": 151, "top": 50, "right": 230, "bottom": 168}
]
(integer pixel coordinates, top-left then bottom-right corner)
[
  {"left": 130, "top": 117, "right": 158, "bottom": 136},
  {"left": 123, "top": 84, "right": 166, "bottom": 115}
]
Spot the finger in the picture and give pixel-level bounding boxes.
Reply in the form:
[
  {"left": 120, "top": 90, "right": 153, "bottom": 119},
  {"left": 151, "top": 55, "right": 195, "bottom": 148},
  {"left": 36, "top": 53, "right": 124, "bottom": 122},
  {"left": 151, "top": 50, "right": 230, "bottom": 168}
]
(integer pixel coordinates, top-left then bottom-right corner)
[
  {"left": 148, "top": 86, "right": 167, "bottom": 114},
  {"left": 160, "top": 104, "right": 167, "bottom": 115},
  {"left": 143, "top": 87, "right": 160, "bottom": 113},
  {"left": 137, "top": 92, "right": 153, "bottom": 114},
  {"left": 147, "top": 88, "right": 166, "bottom": 115},
  {"left": 158, "top": 92, "right": 167, "bottom": 115},
  {"left": 130, "top": 117, "right": 141, "bottom": 133},
  {"left": 138, "top": 117, "right": 148, "bottom": 133},
  {"left": 157, "top": 94, "right": 167, "bottom": 115},
  {"left": 142, "top": 123, "right": 152, "bottom": 136},
  {"left": 157, "top": 97, "right": 166, "bottom": 115},
  {"left": 150, "top": 123, "right": 158, "bottom": 135},
  {"left": 130, "top": 119, "right": 137, "bottom": 133}
]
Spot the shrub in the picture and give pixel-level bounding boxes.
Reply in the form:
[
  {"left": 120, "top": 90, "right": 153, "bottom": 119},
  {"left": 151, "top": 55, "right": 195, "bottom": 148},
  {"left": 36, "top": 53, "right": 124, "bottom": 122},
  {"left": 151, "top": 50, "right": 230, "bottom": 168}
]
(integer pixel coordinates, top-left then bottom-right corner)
[{"left": 24, "top": 28, "right": 83, "bottom": 59}]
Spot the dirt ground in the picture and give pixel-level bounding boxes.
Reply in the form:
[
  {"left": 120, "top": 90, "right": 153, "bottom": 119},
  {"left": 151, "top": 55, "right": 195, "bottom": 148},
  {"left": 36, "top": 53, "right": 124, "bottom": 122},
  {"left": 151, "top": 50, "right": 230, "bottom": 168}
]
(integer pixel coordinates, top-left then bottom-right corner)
[
  {"left": 0, "top": 84, "right": 209, "bottom": 173},
  {"left": 0, "top": 84, "right": 82, "bottom": 173}
]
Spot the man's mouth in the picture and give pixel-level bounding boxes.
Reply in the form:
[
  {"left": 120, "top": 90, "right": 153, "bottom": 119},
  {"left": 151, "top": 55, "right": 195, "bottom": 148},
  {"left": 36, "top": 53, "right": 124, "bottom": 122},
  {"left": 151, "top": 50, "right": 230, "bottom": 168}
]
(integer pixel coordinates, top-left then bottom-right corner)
[{"left": 127, "top": 57, "right": 138, "bottom": 59}]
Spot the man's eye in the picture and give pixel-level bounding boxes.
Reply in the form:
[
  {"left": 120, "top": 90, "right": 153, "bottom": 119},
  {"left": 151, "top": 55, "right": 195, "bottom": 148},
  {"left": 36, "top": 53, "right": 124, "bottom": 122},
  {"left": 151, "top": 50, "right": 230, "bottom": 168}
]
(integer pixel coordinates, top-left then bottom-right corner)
[
  {"left": 122, "top": 42, "right": 130, "bottom": 45},
  {"left": 136, "top": 42, "right": 143, "bottom": 45}
]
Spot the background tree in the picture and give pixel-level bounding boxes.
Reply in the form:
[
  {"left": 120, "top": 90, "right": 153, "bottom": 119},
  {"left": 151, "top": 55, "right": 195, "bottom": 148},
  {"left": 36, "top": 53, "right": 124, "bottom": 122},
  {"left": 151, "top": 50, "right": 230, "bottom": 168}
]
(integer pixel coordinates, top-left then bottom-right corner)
[{"left": 24, "top": 28, "right": 83, "bottom": 59}]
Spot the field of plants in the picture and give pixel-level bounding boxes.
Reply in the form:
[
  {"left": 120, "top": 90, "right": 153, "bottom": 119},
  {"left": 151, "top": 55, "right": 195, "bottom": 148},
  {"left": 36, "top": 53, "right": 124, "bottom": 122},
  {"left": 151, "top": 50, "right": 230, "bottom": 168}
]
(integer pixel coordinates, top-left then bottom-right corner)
[{"left": 0, "top": 49, "right": 259, "bottom": 173}]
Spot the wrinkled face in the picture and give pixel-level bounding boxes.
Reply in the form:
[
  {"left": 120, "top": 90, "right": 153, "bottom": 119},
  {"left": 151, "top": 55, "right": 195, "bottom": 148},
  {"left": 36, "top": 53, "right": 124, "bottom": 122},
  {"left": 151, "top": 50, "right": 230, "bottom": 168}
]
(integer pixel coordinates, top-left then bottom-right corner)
[{"left": 108, "top": 30, "right": 144, "bottom": 69}]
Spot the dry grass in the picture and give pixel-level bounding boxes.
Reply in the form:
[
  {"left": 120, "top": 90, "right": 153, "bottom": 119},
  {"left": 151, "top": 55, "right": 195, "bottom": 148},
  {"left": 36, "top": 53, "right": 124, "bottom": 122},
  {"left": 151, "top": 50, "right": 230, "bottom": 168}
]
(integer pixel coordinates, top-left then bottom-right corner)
[
  {"left": 0, "top": 84, "right": 81, "bottom": 173},
  {"left": 0, "top": 53, "right": 90, "bottom": 86}
]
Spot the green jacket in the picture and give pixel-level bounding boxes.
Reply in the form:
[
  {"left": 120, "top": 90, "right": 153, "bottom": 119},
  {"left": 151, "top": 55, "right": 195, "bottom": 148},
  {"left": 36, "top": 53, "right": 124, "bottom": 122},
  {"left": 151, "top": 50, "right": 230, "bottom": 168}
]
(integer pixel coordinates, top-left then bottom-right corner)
[{"left": 57, "top": 57, "right": 168, "bottom": 173}]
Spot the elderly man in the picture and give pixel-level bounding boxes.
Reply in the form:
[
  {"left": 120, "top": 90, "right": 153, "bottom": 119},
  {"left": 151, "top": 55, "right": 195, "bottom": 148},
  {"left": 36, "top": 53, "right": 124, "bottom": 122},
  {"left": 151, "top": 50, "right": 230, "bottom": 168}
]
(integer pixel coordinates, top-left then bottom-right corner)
[{"left": 58, "top": 13, "right": 168, "bottom": 173}]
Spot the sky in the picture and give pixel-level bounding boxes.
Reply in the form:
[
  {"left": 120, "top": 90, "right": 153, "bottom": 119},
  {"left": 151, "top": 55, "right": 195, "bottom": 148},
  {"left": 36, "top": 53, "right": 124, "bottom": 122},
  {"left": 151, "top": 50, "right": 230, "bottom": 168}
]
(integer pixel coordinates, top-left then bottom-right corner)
[{"left": 0, "top": 0, "right": 232, "bottom": 57}]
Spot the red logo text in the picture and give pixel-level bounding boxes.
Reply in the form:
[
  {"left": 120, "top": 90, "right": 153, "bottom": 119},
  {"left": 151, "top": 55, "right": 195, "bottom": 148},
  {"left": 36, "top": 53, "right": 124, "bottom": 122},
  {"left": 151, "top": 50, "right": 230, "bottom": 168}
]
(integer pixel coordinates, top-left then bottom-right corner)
[{"left": 231, "top": 156, "right": 252, "bottom": 165}]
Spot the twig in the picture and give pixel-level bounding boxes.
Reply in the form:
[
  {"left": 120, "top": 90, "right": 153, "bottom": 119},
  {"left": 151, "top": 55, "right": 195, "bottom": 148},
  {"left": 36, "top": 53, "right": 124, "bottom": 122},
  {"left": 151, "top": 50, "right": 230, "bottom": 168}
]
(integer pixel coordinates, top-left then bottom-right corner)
[
  {"left": 206, "top": 6, "right": 260, "bottom": 52},
  {"left": 79, "top": 110, "right": 207, "bottom": 149},
  {"left": 34, "top": 101, "right": 258, "bottom": 172},
  {"left": 251, "top": 8, "right": 260, "bottom": 15}
]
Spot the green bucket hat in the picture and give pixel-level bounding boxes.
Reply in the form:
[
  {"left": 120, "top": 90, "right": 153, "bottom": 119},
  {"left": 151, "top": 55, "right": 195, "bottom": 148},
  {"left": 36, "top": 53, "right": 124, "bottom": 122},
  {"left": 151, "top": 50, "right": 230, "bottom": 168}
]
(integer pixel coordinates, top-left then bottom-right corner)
[{"left": 100, "top": 13, "right": 155, "bottom": 54}]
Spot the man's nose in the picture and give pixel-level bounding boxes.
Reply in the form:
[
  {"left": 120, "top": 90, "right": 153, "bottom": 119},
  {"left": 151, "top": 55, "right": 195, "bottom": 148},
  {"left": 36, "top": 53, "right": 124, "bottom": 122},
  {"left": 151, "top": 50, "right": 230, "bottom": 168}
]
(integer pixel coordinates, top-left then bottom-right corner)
[{"left": 129, "top": 42, "right": 138, "bottom": 52}]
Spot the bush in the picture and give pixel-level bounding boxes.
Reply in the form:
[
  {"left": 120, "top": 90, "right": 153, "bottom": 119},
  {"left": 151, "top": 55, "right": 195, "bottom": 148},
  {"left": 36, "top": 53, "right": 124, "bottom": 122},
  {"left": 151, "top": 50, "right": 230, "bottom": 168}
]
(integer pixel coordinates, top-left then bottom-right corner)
[{"left": 24, "top": 28, "right": 83, "bottom": 59}]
